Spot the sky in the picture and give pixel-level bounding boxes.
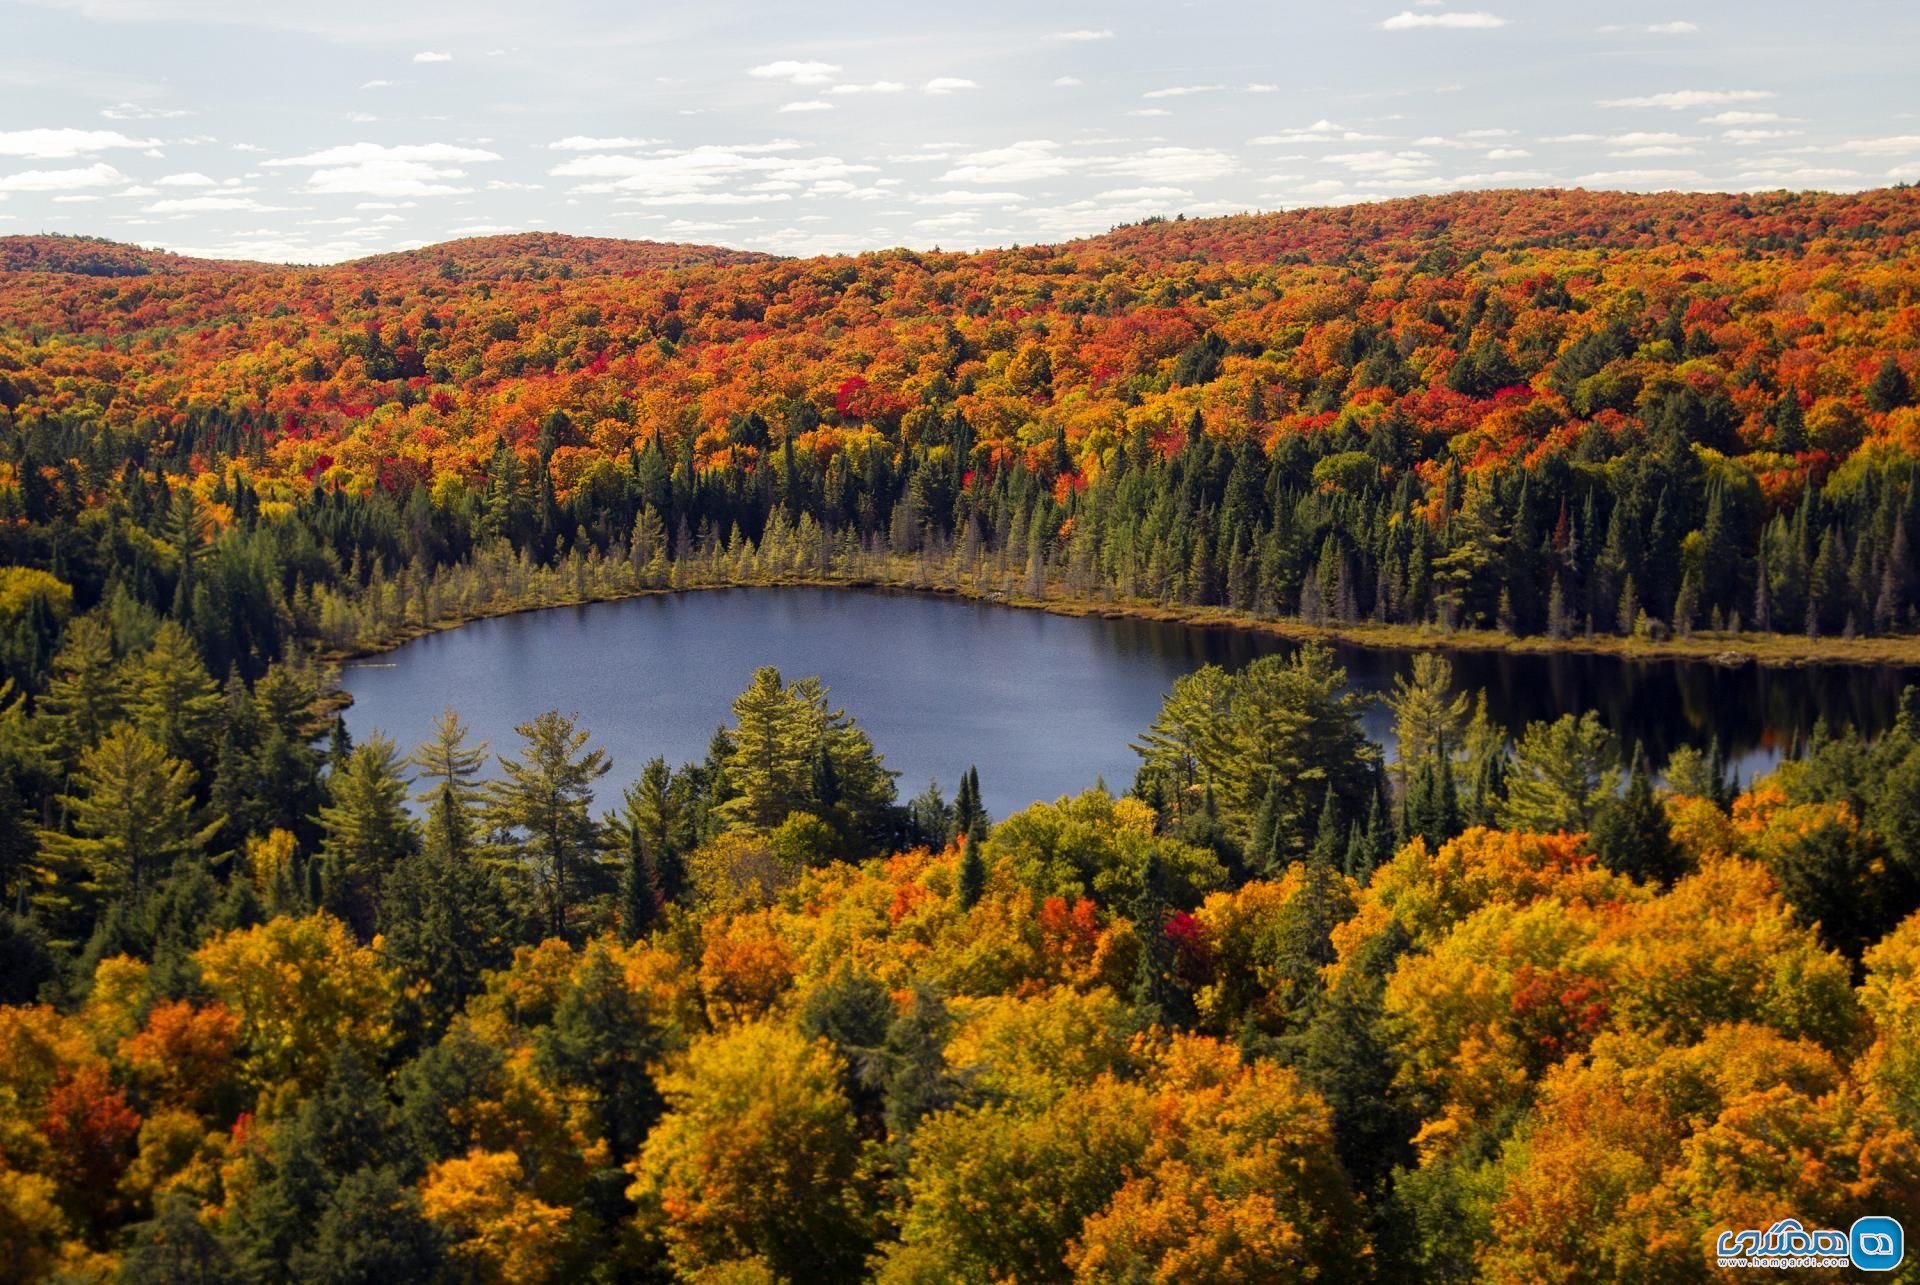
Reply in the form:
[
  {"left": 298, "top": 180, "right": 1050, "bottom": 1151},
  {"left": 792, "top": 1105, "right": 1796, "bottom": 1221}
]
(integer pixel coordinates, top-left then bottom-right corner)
[{"left": 0, "top": 0, "right": 1916, "bottom": 264}]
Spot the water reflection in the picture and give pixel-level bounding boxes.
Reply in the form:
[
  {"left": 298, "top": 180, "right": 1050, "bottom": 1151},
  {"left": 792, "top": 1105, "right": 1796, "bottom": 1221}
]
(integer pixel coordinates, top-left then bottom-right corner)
[{"left": 341, "top": 587, "right": 1920, "bottom": 818}]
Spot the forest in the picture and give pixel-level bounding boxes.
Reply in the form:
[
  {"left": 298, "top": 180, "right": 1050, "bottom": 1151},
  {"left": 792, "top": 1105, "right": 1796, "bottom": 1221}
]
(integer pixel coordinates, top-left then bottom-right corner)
[
  {"left": 2, "top": 630, "right": 1919, "bottom": 1281},
  {"left": 1, "top": 186, "right": 1920, "bottom": 694},
  {"left": 1, "top": 187, "right": 1919, "bottom": 1280}
]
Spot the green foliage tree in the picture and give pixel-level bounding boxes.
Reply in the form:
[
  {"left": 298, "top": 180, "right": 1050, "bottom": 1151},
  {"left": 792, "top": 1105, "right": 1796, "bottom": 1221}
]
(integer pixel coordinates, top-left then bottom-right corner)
[
  {"left": 484, "top": 710, "right": 611, "bottom": 940},
  {"left": 36, "top": 722, "right": 218, "bottom": 933},
  {"left": 1498, "top": 712, "right": 1621, "bottom": 832},
  {"left": 1589, "top": 752, "right": 1683, "bottom": 885},
  {"left": 317, "top": 733, "right": 416, "bottom": 937}
]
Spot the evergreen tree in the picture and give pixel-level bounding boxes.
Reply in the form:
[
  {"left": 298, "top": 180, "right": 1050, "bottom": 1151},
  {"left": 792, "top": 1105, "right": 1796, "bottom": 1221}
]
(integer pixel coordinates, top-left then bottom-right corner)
[
  {"left": 536, "top": 943, "right": 665, "bottom": 1162},
  {"left": 1129, "top": 849, "right": 1196, "bottom": 1029},
  {"left": 36, "top": 723, "right": 219, "bottom": 934},
  {"left": 620, "top": 757, "right": 691, "bottom": 906},
  {"left": 124, "top": 620, "right": 224, "bottom": 773},
  {"left": 1867, "top": 356, "right": 1914, "bottom": 414},
  {"left": 957, "top": 818, "right": 987, "bottom": 909},
  {"left": 39, "top": 615, "right": 124, "bottom": 768},
  {"left": 1588, "top": 751, "right": 1683, "bottom": 884},
  {"left": 377, "top": 820, "right": 515, "bottom": 1039},
  {"left": 317, "top": 733, "right": 415, "bottom": 938},
  {"left": 484, "top": 710, "right": 611, "bottom": 940},
  {"left": 881, "top": 984, "right": 959, "bottom": 1146},
  {"left": 1499, "top": 713, "right": 1621, "bottom": 832}
]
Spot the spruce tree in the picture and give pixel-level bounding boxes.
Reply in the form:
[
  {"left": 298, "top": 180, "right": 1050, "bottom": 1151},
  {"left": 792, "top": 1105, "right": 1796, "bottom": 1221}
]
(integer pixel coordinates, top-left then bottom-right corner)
[
  {"left": 958, "top": 818, "right": 987, "bottom": 909},
  {"left": 1589, "top": 751, "right": 1683, "bottom": 885}
]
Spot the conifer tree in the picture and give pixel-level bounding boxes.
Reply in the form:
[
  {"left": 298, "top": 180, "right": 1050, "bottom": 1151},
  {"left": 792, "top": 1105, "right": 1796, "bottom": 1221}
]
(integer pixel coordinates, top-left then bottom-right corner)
[
  {"left": 37, "top": 723, "right": 219, "bottom": 930},
  {"left": 485, "top": 710, "right": 610, "bottom": 940}
]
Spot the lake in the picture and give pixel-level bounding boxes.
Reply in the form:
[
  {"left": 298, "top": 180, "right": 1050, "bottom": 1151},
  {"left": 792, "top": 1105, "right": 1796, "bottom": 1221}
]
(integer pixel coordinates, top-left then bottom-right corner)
[{"left": 339, "top": 587, "right": 1920, "bottom": 819}]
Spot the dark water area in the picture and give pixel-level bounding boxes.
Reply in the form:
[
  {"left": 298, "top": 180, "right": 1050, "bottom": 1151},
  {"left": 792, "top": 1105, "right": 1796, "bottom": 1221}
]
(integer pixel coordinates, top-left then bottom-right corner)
[{"left": 340, "top": 587, "right": 1920, "bottom": 819}]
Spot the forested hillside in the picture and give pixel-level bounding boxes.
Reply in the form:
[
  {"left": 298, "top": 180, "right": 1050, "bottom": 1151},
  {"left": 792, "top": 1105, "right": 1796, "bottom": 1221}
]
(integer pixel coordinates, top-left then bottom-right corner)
[
  {"left": 3, "top": 189, "right": 1920, "bottom": 1281},
  {"left": 3, "top": 187, "right": 1920, "bottom": 690}
]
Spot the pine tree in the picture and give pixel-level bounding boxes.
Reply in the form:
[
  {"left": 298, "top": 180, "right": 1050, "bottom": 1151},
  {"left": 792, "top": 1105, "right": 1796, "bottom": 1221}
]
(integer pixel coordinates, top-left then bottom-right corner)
[
  {"left": 1129, "top": 849, "right": 1195, "bottom": 1029},
  {"left": 317, "top": 733, "right": 416, "bottom": 939},
  {"left": 40, "top": 615, "right": 123, "bottom": 768},
  {"left": 1589, "top": 751, "right": 1683, "bottom": 885},
  {"left": 410, "top": 707, "right": 488, "bottom": 823},
  {"left": 37, "top": 723, "right": 219, "bottom": 932},
  {"left": 536, "top": 943, "right": 664, "bottom": 1161},
  {"left": 485, "top": 710, "right": 611, "bottom": 940},
  {"left": 957, "top": 819, "right": 987, "bottom": 909},
  {"left": 881, "top": 984, "right": 957, "bottom": 1146},
  {"left": 377, "top": 805, "right": 514, "bottom": 1038},
  {"left": 123, "top": 620, "right": 223, "bottom": 773},
  {"left": 621, "top": 758, "right": 690, "bottom": 906},
  {"left": 1867, "top": 356, "right": 1913, "bottom": 414}
]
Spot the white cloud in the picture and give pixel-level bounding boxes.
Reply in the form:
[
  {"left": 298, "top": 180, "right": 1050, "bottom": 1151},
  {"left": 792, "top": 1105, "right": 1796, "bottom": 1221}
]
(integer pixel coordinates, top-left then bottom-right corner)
[
  {"left": 1647, "top": 20, "right": 1698, "bottom": 33},
  {"left": 1127, "top": 109, "right": 1172, "bottom": 118},
  {"left": 361, "top": 79, "right": 396, "bottom": 89},
  {"left": 145, "top": 195, "right": 284, "bottom": 213},
  {"left": 306, "top": 163, "right": 471, "bottom": 196},
  {"left": 157, "top": 171, "right": 216, "bottom": 186},
  {"left": 548, "top": 136, "right": 662, "bottom": 151},
  {"left": 267, "top": 142, "right": 500, "bottom": 198},
  {"left": 1724, "top": 128, "right": 1802, "bottom": 143},
  {"left": 1450, "top": 169, "right": 1552, "bottom": 184},
  {"left": 1250, "top": 120, "right": 1387, "bottom": 145},
  {"left": 915, "top": 190, "right": 1028, "bottom": 206},
  {"left": 1245, "top": 83, "right": 1280, "bottom": 93},
  {"left": 924, "top": 77, "right": 979, "bottom": 94},
  {"left": 778, "top": 100, "right": 834, "bottom": 113},
  {"left": 1096, "top": 146, "right": 1237, "bottom": 183},
  {"left": 1052, "top": 76, "right": 1083, "bottom": 87},
  {"left": 549, "top": 142, "right": 837, "bottom": 204},
  {"left": 1832, "top": 135, "right": 1920, "bottom": 155},
  {"left": 748, "top": 60, "right": 841, "bottom": 86},
  {"left": 615, "top": 191, "right": 792, "bottom": 207},
  {"left": 1600, "top": 89, "right": 1773, "bottom": 109},
  {"left": 1573, "top": 167, "right": 1707, "bottom": 185},
  {"left": 1052, "top": 28, "right": 1113, "bottom": 41},
  {"left": 269, "top": 142, "right": 500, "bottom": 166},
  {"left": 1324, "top": 149, "right": 1438, "bottom": 178},
  {"left": 1380, "top": 10, "right": 1509, "bottom": 30},
  {"left": 1094, "top": 185, "right": 1191, "bottom": 200},
  {"left": 100, "top": 102, "right": 191, "bottom": 120},
  {"left": 412, "top": 51, "right": 453, "bottom": 63},
  {"left": 1700, "top": 110, "right": 1785, "bottom": 125},
  {"left": 1734, "top": 167, "right": 1859, "bottom": 184},
  {"left": 939, "top": 140, "right": 1073, "bottom": 183},
  {"left": 829, "top": 81, "right": 905, "bottom": 95},
  {"left": 0, "top": 128, "right": 157, "bottom": 159},
  {"left": 1143, "top": 85, "right": 1222, "bottom": 99},
  {"left": 1484, "top": 147, "right": 1530, "bottom": 159},
  {"left": 0, "top": 162, "right": 126, "bottom": 192}
]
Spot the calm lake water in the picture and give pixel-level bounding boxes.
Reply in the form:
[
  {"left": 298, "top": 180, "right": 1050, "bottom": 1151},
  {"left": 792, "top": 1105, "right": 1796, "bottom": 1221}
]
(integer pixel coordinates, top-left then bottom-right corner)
[{"left": 340, "top": 587, "right": 1920, "bottom": 819}]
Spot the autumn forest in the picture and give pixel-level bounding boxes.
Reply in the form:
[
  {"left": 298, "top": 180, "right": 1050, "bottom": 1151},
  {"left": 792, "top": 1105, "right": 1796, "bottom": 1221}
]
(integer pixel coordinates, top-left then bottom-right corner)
[{"left": 3, "top": 186, "right": 1920, "bottom": 1281}]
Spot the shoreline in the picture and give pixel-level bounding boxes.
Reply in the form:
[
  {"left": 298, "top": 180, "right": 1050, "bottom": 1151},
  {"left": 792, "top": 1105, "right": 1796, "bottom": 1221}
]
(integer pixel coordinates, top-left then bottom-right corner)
[{"left": 313, "top": 569, "right": 1920, "bottom": 712}]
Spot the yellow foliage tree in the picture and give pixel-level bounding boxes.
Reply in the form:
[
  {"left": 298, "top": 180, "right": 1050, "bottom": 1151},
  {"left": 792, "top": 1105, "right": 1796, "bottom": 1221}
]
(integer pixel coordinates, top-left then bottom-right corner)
[
  {"left": 420, "top": 1148, "right": 573, "bottom": 1285},
  {"left": 192, "top": 913, "right": 398, "bottom": 1096}
]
